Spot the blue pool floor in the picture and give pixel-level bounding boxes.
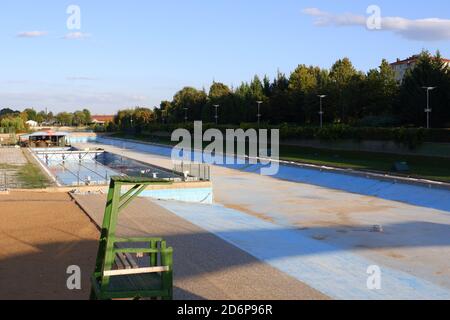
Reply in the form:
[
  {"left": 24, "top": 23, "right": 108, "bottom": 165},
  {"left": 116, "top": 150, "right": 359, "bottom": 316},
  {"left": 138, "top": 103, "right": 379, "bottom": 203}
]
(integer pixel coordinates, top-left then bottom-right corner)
[{"left": 157, "top": 199, "right": 450, "bottom": 300}]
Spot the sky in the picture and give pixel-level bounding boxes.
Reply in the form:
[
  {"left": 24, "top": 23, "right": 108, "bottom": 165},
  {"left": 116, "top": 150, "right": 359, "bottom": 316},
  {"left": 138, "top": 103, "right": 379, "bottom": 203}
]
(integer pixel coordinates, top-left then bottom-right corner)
[{"left": 1, "top": 0, "right": 449, "bottom": 114}]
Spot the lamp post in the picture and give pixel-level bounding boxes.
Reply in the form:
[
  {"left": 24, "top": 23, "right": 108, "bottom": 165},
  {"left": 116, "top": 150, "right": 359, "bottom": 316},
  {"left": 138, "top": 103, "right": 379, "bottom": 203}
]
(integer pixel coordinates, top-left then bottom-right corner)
[
  {"left": 213, "top": 104, "right": 220, "bottom": 125},
  {"left": 422, "top": 87, "right": 436, "bottom": 129},
  {"left": 183, "top": 108, "right": 188, "bottom": 124},
  {"left": 318, "top": 95, "right": 327, "bottom": 128},
  {"left": 256, "top": 101, "right": 263, "bottom": 127}
]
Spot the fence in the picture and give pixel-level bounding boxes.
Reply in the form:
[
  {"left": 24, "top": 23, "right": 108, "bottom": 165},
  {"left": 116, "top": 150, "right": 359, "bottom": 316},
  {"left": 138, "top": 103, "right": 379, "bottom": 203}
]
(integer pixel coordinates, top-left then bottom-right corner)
[
  {"left": 0, "top": 171, "right": 20, "bottom": 190},
  {"left": 173, "top": 162, "right": 211, "bottom": 181},
  {"left": 0, "top": 127, "right": 16, "bottom": 134}
]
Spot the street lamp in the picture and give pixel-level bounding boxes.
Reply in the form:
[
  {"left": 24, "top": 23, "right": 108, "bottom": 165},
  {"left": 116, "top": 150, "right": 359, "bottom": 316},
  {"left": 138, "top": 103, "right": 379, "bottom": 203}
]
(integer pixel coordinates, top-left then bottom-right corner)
[
  {"left": 422, "top": 87, "right": 436, "bottom": 129},
  {"left": 183, "top": 108, "right": 188, "bottom": 124},
  {"left": 162, "top": 109, "right": 167, "bottom": 124},
  {"left": 213, "top": 104, "right": 220, "bottom": 125},
  {"left": 318, "top": 95, "right": 327, "bottom": 128},
  {"left": 256, "top": 101, "right": 263, "bottom": 127}
]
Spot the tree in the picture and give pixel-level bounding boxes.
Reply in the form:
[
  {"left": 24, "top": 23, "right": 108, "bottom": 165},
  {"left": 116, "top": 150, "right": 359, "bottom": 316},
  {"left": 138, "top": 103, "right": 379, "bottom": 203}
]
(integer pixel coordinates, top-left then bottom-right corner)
[
  {"left": 172, "top": 87, "right": 207, "bottom": 122},
  {"left": 359, "top": 59, "right": 399, "bottom": 125},
  {"left": 23, "top": 108, "right": 37, "bottom": 121},
  {"left": 288, "top": 65, "right": 319, "bottom": 124},
  {"left": 36, "top": 111, "right": 46, "bottom": 124},
  {"left": 133, "top": 108, "right": 154, "bottom": 134},
  {"left": 397, "top": 51, "right": 450, "bottom": 127},
  {"left": 73, "top": 110, "right": 87, "bottom": 126},
  {"left": 83, "top": 109, "right": 92, "bottom": 124},
  {"left": 206, "top": 82, "right": 232, "bottom": 123},
  {"left": 1, "top": 116, "right": 26, "bottom": 131},
  {"left": 329, "top": 58, "right": 359, "bottom": 123},
  {"left": 56, "top": 112, "right": 74, "bottom": 126},
  {"left": 0, "top": 108, "right": 19, "bottom": 118}
]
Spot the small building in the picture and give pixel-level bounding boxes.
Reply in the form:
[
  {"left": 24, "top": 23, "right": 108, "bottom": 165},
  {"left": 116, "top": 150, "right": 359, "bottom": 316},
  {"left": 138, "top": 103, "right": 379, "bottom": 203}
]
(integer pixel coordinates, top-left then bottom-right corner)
[
  {"left": 91, "top": 115, "right": 114, "bottom": 125},
  {"left": 23, "top": 130, "right": 69, "bottom": 148},
  {"left": 26, "top": 120, "right": 38, "bottom": 128},
  {"left": 390, "top": 55, "right": 450, "bottom": 83}
]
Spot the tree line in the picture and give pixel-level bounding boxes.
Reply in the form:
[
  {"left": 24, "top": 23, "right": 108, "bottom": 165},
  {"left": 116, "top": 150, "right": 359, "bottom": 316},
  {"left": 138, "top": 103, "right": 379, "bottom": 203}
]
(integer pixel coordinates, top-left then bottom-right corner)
[
  {"left": 113, "top": 50, "right": 449, "bottom": 132},
  {"left": 0, "top": 108, "right": 93, "bottom": 131}
]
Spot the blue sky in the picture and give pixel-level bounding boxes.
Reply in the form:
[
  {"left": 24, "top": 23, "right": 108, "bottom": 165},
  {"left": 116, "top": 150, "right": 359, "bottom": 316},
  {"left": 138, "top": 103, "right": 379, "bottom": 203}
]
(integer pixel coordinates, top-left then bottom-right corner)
[{"left": 1, "top": 0, "right": 449, "bottom": 114}]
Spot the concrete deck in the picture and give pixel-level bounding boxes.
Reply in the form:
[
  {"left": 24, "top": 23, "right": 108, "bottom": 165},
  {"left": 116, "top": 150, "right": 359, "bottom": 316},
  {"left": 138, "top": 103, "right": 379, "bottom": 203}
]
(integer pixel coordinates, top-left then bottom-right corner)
[{"left": 73, "top": 194, "right": 327, "bottom": 300}]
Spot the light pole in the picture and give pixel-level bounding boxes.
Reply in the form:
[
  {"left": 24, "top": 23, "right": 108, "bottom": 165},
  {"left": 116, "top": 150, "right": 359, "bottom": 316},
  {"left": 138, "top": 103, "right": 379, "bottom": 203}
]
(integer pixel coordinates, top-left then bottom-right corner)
[
  {"left": 183, "top": 108, "right": 188, "bottom": 124},
  {"left": 129, "top": 116, "right": 134, "bottom": 135},
  {"left": 256, "top": 101, "right": 263, "bottom": 127},
  {"left": 213, "top": 104, "right": 220, "bottom": 125},
  {"left": 162, "top": 109, "right": 167, "bottom": 124},
  {"left": 318, "top": 95, "right": 326, "bottom": 128},
  {"left": 422, "top": 87, "right": 436, "bottom": 129}
]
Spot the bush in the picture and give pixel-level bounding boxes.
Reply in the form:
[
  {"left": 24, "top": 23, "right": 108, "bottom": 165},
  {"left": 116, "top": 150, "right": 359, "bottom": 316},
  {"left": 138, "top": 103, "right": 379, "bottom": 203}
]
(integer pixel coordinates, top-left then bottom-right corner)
[
  {"left": 357, "top": 116, "right": 401, "bottom": 128},
  {"left": 116, "top": 122, "right": 449, "bottom": 149}
]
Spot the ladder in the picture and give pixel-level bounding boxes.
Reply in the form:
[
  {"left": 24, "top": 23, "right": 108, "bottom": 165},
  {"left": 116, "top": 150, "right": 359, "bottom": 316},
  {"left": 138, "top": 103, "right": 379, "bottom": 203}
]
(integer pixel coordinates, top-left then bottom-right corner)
[{"left": 90, "top": 176, "right": 174, "bottom": 300}]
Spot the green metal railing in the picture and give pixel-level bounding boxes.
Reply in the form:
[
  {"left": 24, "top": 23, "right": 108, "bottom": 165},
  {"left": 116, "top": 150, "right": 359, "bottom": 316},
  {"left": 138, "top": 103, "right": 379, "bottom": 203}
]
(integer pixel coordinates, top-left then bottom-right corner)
[{"left": 90, "top": 176, "right": 174, "bottom": 300}]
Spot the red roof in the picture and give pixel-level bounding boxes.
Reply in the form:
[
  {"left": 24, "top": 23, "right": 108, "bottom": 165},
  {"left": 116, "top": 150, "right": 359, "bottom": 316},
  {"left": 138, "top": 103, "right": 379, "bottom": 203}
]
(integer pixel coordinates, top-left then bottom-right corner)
[
  {"left": 391, "top": 55, "right": 450, "bottom": 66},
  {"left": 92, "top": 115, "right": 114, "bottom": 122}
]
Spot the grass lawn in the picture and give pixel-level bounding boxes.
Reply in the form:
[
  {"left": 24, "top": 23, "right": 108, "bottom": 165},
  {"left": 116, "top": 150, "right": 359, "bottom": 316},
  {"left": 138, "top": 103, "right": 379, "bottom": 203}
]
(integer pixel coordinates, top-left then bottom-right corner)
[
  {"left": 16, "top": 163, "right": 51, "bottom": 189},
  {"left": 110, "top": 132, "right": 450, "bottom": 183},
  {"left": 280, "top": 145, "right": 450, "bottom": 183}
]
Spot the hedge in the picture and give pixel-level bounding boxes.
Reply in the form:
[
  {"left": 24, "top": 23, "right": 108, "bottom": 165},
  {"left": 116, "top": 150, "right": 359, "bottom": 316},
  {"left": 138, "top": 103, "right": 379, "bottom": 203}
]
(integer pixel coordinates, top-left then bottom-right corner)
[{"left": 133, "top": 123, "right": 450, "bottom": 149}]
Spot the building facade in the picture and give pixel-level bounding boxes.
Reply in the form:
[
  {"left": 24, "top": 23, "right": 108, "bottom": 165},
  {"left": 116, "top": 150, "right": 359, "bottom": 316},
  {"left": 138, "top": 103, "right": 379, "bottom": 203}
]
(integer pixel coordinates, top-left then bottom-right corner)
[{"left": 390, "top": 55, "right": 450, "bottom": 83}]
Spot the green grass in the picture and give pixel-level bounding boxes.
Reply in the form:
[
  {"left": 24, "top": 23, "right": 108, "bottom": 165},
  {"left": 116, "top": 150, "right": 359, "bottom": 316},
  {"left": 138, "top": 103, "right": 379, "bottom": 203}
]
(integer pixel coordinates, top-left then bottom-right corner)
[
  {"left": 110, "top": 132, "right": 450, "bottom": 183},
  {"left": 16, "top": 163, "right": 51, "bottom": 189},
  {"left": 0, "top": 163, "right": 17, "bottom": 170},
  {"left": 280, "top": 145, "right": 450, "bottom": 182}
]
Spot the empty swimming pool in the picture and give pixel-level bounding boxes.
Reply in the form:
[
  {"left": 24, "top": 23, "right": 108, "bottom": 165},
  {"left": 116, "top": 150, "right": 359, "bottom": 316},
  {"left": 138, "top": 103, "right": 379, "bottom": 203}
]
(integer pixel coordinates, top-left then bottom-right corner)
[{"left": 32, "top": 148, "right": 183, "bottom": 186}]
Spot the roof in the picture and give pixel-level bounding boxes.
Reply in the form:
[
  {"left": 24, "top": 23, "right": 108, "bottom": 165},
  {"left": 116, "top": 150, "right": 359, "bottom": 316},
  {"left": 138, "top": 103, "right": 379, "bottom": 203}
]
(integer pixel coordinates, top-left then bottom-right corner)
[
  {"left": 92, "top": 115, "right": 114, "bottom": 122},
  {"left": 24, "top": 130, "right": 69, "bottom": 138},
  {"left": 391, "top": 55, "right": 450, "bottom": 66}
]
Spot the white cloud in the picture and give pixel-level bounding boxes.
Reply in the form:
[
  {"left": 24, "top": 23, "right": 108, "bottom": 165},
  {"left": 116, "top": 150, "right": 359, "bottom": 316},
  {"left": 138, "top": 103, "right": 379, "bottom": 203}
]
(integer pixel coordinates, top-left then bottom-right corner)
[
  {"left": 17, "top": 31, "right": 48, "bottom": 38},
  {"left": 302, "top": 7, "right": 450, "bottom": 41},
  {"left": 63, "top": 32, "right": 91, "bottom": 40}
]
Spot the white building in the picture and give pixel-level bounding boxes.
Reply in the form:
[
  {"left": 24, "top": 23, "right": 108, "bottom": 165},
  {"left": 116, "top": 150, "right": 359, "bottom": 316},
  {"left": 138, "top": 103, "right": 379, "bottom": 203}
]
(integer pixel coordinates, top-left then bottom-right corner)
[
  {"left": 26, "top": 120, "right": 38, "bottom": 127},
  {"left": 390, "top": 55, "right": 450, "bottom": 83}
]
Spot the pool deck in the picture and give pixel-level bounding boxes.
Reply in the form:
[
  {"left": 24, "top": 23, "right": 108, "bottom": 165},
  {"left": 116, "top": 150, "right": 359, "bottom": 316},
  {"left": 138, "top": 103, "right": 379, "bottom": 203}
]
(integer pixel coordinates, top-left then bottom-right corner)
[{"left": 74, "top": 140, "right": 450, "bottom": 299}]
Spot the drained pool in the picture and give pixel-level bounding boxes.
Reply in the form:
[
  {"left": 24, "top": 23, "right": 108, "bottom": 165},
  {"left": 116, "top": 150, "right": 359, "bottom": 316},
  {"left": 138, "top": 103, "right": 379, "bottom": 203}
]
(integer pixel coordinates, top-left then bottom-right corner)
[{"left": 32, "top": 147, "right": 182, "bottom": 186}]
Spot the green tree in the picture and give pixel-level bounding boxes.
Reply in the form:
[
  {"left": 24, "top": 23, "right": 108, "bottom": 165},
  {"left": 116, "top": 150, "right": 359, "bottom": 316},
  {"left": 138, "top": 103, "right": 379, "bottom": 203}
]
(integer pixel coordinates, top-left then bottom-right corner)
[
  {"left": 23, "top": 108, "right": 38, "bottom": 121},
  {"left": 206, "top": 82, "right": 232, "bottom": 124},
  {"left": 329, "top": 58, "right": 359, "bottom": 123},
  {"left": 398, "top": 51, "right": 450, "bottom": 127},
  {"left": 172, "top": 87, "right": 207, "bottom": 122},
  {"left": 56, "top": 112, "right": 74, "bottom": 126},
  {"left": 83, "top": 109, "right": 92, "bottom": 124},
  {"left": 73, "top": 111, "right": 87, "bottom": 126}
]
